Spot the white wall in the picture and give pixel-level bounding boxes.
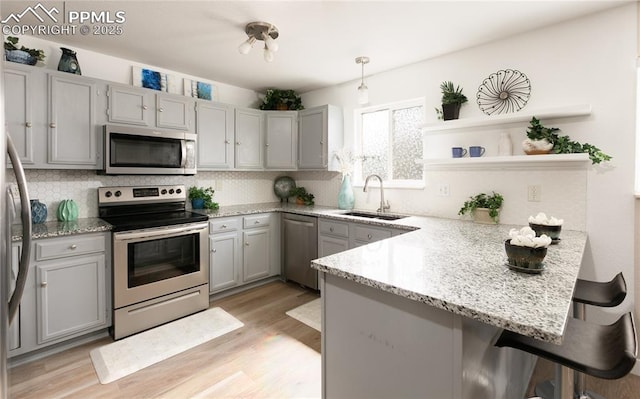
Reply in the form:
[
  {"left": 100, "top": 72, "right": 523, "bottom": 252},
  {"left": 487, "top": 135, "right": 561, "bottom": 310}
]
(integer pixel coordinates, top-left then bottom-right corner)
[
  {"left": 13, "top": 35, "right": 261, "bottom": 107},
  {"left": 301, "top": 3, "right": 638, "bottom": 329}
]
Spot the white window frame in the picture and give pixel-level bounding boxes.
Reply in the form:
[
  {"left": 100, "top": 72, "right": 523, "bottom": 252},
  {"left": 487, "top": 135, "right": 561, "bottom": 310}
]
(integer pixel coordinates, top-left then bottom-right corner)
[{"left": 353, "top": 97, "right": 426, "bottom": 189}]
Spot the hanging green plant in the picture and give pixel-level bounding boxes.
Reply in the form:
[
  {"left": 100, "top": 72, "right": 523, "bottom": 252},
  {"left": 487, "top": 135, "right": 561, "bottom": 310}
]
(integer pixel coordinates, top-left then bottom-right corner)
[
  {"left": 260, "top": 89, "right": 304, "bottom": 111},
  {"left": 524, "top": 117, "right": 611, "bottom": 164}
]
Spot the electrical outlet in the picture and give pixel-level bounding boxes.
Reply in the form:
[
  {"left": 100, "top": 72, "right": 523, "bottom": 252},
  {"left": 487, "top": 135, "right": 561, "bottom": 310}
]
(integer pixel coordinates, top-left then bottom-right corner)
[
  {"left": 528, "top": 185, "right": 541, "bottom": 202},
  {"left": 437, "top": 184, "right": 450, "bottom": 197}
]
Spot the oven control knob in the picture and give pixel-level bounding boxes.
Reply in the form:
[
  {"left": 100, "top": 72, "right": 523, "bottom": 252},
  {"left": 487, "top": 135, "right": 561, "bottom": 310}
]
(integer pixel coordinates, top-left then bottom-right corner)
[
  {"left": 169, "top": 189, "right": 175, "bottom": 194},
  {"left": 115, "top": 190, "right": 122, "bottom": 197},
  {"left": 104, "top": 191, "right": 112, "bottom": 198},
  {"left": 161, "top": 189, "right": 167, "bottom": 195},
  {"left": 176, "top": 188, "right": 182, "bottom": 194}
]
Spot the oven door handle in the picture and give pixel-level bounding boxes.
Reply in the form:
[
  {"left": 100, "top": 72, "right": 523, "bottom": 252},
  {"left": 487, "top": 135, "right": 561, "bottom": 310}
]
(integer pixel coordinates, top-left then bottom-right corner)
[{"left": 114, "top": 222, "right": 208, "bottom": 242}]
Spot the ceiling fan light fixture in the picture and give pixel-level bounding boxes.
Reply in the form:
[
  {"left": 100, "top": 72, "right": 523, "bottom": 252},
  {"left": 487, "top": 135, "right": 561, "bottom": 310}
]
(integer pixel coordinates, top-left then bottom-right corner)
[
  {"left": 356, "top": 56, "right": 370, "bottom": 105},
  {"left": 240, "top": 21, "right": 279, "bottom": 61}
]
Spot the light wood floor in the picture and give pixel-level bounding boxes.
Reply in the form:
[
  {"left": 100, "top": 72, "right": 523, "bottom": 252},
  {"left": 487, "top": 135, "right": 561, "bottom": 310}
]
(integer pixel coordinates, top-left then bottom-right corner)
[
  {"left": 8, "top": 280, "right": 640, "bottom": 398},
  {"left": 8, "top": 281, "right": 321, "bottom": 398}
]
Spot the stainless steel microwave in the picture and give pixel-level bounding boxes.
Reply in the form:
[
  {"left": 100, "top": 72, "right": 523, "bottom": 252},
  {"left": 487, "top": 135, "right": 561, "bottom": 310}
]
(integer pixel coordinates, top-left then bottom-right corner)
[{"left": 103, "top": 124, "right": 197, "bottom": 175}]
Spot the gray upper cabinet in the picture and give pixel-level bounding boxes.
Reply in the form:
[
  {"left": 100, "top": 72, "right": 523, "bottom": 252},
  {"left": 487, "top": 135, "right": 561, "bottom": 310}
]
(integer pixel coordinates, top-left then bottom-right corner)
[
  {"left": 298, "top": 104, "right": 343, "bottom": 171},
  {"left": 48, "top": 74, "right": 99, "bottom": 167},
  {"left": 196, "top": 101, "right": 235, "bottom": 170},
  {"left": 4, "top": 67, "right": 38, "bottom": 165},
  {"left": 264, "top": 111, "right": 297, "bottom": 170},
  {"left": 234, "top": 107, "right": 264, "bottom": 169},
  {"left": 107, "top": 84, "right": 194, "bottom": 131}
]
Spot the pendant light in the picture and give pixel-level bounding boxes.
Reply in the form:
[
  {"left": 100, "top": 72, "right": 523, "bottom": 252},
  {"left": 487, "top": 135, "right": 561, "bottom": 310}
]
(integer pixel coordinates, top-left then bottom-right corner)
[{"left": 356, "top": 56, "right": 370, "bottom": 105}]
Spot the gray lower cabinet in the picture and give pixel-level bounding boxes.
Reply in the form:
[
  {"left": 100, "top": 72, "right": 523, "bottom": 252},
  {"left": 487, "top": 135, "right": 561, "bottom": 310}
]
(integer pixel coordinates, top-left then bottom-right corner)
[
  {"left": 318, "top": 219, "right": 349, "bottom": 257},
  {"left": 9, "top": 233, "right": 111, "bottom": 358},
  {"left": 209, "top": 213, "right": 280, "bottom": 294}
]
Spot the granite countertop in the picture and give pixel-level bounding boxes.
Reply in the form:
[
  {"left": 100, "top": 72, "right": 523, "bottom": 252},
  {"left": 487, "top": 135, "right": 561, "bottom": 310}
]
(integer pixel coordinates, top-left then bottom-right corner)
[
  {"left": 11, "top": 218, "right": 112, "bottom": 241},
  {"left": 311, "top": 217, "right": 587, "bottom": 344}
]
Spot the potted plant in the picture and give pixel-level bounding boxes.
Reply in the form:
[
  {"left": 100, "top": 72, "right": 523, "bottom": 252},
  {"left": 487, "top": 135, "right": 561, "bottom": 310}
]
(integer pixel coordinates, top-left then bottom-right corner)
[
  {"left": 458, "top": 191, "right": 504, "bottom": 224},
  {"left": 439, "top": 81, "right": 468, "bottom": 120},
  {"left": 188, "top": 186, "right": 219, "bottom": 210},
  {"left": 290, "top": 186, "right": 315, "bottom": 206},
  {"left": 4, "top": 36, "right": 45, "bottom": 65},
  {"left": 260, "top": 89, "right": 304, "bottom": 111},
  {"left": 523, "top": 117, "right": 612, "bottom": 164}
]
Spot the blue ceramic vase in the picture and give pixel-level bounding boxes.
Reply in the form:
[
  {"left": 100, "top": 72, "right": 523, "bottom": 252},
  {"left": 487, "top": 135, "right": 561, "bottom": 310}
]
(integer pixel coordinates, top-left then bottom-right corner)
[
  {"left": 337, "top": 175, "right": 355, "bottom": 210},
  {"left": 191, "top": 198, "right": 205, "bottom": 209},
  {"left": 30, "top": 199, "right": 47, "bottom": 224},
  {"left": 57, "top": 199, "right": 78, "bottom": 222}
]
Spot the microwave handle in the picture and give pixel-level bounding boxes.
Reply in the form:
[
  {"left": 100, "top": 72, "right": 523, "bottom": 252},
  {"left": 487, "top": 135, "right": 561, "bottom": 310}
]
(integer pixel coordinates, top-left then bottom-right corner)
[{"left": 180, "top": 140, "right": 187, "bottom": 168}]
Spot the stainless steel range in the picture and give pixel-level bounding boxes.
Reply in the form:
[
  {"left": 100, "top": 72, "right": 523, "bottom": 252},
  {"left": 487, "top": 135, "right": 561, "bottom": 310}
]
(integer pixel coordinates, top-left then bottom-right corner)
[{"left": 98, "top": 185, "right": 209, "bottom": 340}]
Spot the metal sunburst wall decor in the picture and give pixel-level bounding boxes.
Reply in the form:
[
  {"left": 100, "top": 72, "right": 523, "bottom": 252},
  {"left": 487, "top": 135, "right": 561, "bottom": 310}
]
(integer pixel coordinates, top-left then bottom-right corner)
[{"left": 476, "top": 69, "right": 531, "bottom": 115}]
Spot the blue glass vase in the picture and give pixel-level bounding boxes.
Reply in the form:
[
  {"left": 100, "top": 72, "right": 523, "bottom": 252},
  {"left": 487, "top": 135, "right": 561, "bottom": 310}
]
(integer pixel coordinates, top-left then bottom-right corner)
[
  {"left": 30, "top": 199, "right": 47, "bottom": 224},
  {"left": 337, "top": 175, "right": 355, "bottom": 210}
]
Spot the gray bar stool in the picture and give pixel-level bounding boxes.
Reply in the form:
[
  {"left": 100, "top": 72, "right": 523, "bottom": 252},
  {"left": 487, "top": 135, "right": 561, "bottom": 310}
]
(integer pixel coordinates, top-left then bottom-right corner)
[
  {"left": 571, "top": 273, "right": 627, "bottom": 399},
  {"left": 495, "top": 312, "right": 637, "bottom": 399}
]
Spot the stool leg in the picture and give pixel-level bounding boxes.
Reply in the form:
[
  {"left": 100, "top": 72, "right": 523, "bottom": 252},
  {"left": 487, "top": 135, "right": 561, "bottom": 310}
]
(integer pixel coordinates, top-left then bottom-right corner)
[{"left": 572, "top": 302, "right": 608, "bottom": 399}]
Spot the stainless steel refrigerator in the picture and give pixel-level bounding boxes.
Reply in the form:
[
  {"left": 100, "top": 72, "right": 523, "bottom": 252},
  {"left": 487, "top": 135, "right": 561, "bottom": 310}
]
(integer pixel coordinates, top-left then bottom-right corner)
[{"left": 1, "top": 52, "right": 33, "bottom": 399}]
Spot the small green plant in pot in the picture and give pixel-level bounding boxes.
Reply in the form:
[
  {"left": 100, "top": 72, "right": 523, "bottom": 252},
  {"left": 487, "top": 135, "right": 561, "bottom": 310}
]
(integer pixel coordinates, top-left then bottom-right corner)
[
  {"left": 188, "top": 186, "right": 219, "bottom": 210},
  {"left": 438, "top": 81, "right": 468, "bottom": 120},
  {"left": 4, "top": 36, "right": 45, "bottom": 65},
  {"left": 290, "top": 186, "right": 315, "bottom": 206},
  {"left": 458, "top": 192, "right": 504, "bottom": 224},
  {"left": 259, "top": 89, "right": 304, "bottom": 111}
]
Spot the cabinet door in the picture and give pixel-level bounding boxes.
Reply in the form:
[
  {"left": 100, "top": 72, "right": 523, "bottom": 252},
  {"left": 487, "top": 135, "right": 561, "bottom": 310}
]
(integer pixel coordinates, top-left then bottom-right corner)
[
  {"left": 319, "top": 235, "right": 349, "bottom": 257},
  {"left": 107, "top": 85, "right": 153, "bottom": 126},
  {"left": 235, "top": 108, "right": 264, "bottom": 169},
  {"left": 4, "top": 69, "right": 35, "bottom": 164},
  {"left": 242, "top": 228, "right": 270, "bottom": 282},
  {"left": 36, "top": 254, "right": 106, "bottom": 343},
  {"left": 209, "top": 232, "right": 241, "bottom": 293},
  {"left": 298, "top": 106, "right": 327, "bottom": 169},
  {"left": 197, "top": 101, "right": 234, "bottom": 169},
  {"left": 265, "top": 111, "right": 297, "bottom": 170},
  {"left": 48, "top": 75, "right": 98, "bottom": 166},
  {"left": 156, "top": 94, "right": 192, "bottom": 130}
]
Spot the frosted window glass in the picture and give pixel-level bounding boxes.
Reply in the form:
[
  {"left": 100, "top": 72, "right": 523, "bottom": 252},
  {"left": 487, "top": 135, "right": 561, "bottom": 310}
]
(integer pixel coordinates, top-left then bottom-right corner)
[
  {"left": 392, "top": 106, "right": 423, "bottom": 180},
  {"left": 361, "top": 110, "right": 389, "bottom": 180}
]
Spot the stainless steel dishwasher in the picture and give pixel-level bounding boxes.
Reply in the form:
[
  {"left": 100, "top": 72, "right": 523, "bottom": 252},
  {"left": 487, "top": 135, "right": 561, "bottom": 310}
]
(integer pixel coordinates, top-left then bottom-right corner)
[{"left": 283, "top": 213, "right": 318, "bottom": 290}]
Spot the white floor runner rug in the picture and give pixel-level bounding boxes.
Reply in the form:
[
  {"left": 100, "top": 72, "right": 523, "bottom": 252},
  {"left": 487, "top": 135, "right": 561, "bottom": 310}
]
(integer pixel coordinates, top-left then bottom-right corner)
[
  {"left": 286, "top": 298, "right": 321, "bottom": 332},
  {"left": 90, "top": 307, "right": 244, "bottom": 384}
]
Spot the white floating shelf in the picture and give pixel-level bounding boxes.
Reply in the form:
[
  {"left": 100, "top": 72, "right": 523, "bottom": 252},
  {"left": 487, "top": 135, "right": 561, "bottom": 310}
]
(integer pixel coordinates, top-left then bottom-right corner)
[
  {"left": 416, "top": 153, "right": 591, "bottom": 170},
  {"left": 421, "top": 104, "right": 592, "bottom": 134}
]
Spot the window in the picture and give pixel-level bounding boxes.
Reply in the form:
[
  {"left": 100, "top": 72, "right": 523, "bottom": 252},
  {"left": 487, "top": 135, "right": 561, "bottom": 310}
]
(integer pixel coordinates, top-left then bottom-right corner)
[{"left": 355, "top": 98, "right": 425, "bottom": 187}]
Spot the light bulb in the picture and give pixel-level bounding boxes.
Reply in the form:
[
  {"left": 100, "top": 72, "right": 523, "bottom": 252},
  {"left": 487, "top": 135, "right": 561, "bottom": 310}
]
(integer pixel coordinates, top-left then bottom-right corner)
[
  {"left": 264, "top": 34, "right": 279, "bottom": 52},
  {"left": 238, "top": 37, "right": 256, "bottom": 55},
  {"left": 358, "top": 83, "right": 369, "bottom": 105},
  {"left": 264, "top": 46, "right": 274, "bottom": 62}
]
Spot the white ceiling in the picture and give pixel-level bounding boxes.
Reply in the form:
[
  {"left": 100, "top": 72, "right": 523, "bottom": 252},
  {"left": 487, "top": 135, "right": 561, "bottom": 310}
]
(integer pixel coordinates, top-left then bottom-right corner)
[{"left": 1, "top": 0, "right": 630, "bottom": 93}]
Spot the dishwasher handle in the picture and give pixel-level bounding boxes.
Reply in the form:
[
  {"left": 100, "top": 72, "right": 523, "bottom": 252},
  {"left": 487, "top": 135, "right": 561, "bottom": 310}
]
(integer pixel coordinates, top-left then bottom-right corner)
[{"left": 284, "top": 218, "right": 315, "bottom": 228}]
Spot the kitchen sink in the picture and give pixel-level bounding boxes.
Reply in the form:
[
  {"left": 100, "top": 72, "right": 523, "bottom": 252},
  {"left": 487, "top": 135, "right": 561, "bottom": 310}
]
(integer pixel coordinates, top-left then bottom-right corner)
[{"left": 342, "top": 211, "right": 408, "bottom": 221}]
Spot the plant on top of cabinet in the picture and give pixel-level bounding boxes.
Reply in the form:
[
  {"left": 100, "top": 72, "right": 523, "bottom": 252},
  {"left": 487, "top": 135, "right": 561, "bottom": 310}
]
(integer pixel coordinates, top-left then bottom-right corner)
[
  {"left": 4, "top": 36, "right": 45, "bottom": 65},
  {"left": 290, "top": 186, "right": 315, "bottom": 206},
  {"left": 437, "top": 81, "right": 468, "bottom": 121},
  {"left": 523, "top": 117, "right": 611, "bottom": 164},
  {"left": 188, "top": 186, "right": 219, "bottom": 210},
  {"left": 260, "top": 89, "right": 304, "bottom": 111},
  {"left": 458, "top": 191, "right": 504, "bottom": 224}
]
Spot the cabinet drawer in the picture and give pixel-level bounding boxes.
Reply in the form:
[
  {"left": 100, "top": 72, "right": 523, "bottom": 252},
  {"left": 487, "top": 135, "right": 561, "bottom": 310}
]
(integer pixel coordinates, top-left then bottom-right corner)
[
  {"left": 35, "top": 235, "right": 105, "bottom": 261},
  {"left": 243, "top": 214, "right": 271, "bottom": 229},
  {"left": 319, "top": 219, "right": 349, "bottom": 238},
  {"left": 352, "top": 225, "right": 392, "bottom": 243},
  {"left": 209, "top": 218, "right": 240, "bottom": 234}
]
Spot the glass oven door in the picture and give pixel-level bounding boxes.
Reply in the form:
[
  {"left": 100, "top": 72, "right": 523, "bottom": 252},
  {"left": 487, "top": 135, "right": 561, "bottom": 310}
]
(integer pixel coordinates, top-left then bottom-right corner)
[{"left": 112, "top": 222, "right": 209, "bottom": 308}]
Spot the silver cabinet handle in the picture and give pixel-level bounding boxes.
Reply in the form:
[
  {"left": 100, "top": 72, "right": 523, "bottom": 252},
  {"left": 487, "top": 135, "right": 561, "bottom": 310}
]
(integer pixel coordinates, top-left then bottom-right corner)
[
  {"left": 142, "top": 105, "right": 148, "bottom": 110},
  {"left": 254, "top": 220, "right": 260, "bottom": 224},
  {"left": 49, "top": 123, "right": 56, "bottom": 128},
  {"left": 236, "top": 141, "right": 241, "bottom": 145},
  {"left": 25, "top": 122, "right": 32, "bottom": 128},
  {"left": 225, "top": 140, "right": 230, "bottom": 144},
  {"left": 245, "top": 242, "right": 249, "bottom": 246},
  {"left": 265, "top": 143, "right": 269, "bottom": 147},
  {"left": 41, "top": 282, "right": 47, "bottom": 287},
  {"left": 367, "top": 234, "right": 373, "bottom": 239},
  {"left": 221, "top": 224, "right": 227, "bottom": 228},
  {"left": 69, "top": 244, "right": 77, "bottom": 250},
  {"left": 329, "top": 227, "right": 334, "bottom": 232},
  {"left": 158, "top": 107, "right": 164, "bottom": 113},
  {"left": 211, "top": 248, "right": 217, "bottom": 253}
]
